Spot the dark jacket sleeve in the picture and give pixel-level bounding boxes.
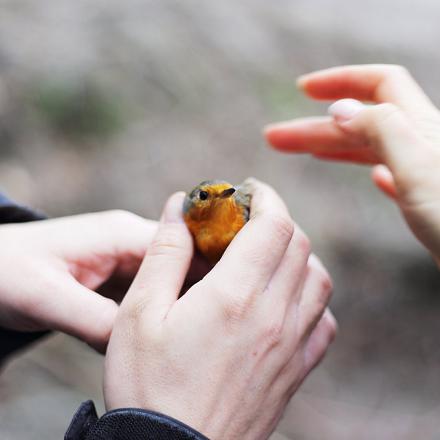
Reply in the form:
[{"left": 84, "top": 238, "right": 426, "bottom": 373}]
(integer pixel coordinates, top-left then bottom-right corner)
[
  {"left": 0, "top": 193, "right": 49, "bottom": 363},
  {"left": 65, "top": 401, "right": 209, "bottom": 440},
  {"left": 0, "top": 193, "right": 46, "bottom": 224}
]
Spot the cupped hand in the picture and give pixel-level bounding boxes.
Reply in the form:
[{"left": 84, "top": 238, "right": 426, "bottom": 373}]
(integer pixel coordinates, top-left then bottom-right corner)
[
  {"left": 265, "top": 65, "right": 440, "bottom": 262},
  {"left": 104, "top": 179, "right": 336, "bottom": 440},
  {"left": 0, "top": 210, "right": 157, "bottom": 351}
]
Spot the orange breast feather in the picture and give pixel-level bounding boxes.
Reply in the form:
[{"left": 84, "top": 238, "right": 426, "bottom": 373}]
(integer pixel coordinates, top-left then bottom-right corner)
[{"left": 184, "top": 200, "right": 247, "bottom": 262}]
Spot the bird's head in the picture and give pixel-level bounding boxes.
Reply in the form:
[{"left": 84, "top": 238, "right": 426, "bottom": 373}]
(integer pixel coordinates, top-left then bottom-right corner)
[{"left": 183, "top": 180, "right": 238, "bottom": 220}]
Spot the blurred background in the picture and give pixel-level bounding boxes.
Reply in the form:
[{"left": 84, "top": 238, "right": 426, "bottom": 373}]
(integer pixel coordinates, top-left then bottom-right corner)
[{"left": 1, "top": 1, "right": 440, "bottom": 439}]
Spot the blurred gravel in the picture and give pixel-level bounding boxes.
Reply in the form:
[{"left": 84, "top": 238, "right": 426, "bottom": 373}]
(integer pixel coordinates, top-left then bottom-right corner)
[{"left": 1, "top": 1, "right": 440, "bottom": 439}]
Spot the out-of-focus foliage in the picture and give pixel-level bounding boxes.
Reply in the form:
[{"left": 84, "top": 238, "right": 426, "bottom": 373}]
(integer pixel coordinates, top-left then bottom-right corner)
[{"left": 31, "top": 80, "right": 125, "bottom": 141}]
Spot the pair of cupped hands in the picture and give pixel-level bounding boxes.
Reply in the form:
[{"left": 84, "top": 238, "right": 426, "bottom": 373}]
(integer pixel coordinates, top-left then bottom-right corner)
[{"left": 1, "top": 64, "right": 440, "bottom": 440}]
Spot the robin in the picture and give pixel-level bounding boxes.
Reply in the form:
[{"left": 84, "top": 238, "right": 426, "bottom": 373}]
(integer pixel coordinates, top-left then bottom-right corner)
[{"left": 183, "top": 180, "right": 251, "bottom": 263}]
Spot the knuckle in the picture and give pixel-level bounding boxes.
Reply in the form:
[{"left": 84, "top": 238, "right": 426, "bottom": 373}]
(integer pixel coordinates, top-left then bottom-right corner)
[
  {"left": 148, "top": 225, "right": 189, "bottom": 258},
  {"left": 325, "top": 314, "right": 338, "bottom": 342},
  {"left": 295, "top": 229, "right": 311, "bottom": 256},
  {"left": 119, "top": 300, "right": 150, "bottom": 331},
  {"left": 264, "top": 214, "right": 294, "bottom": 246},
  {"left": 376, "top": 102, "right": 400, "bottom": 115},
  {"left": 261, "top": 320, "right": 284, "bottom": 348},
  {"left": 310, "top": 258, "right": 333, "bottom": 296},
  {"left": 386, "top": 64, "right": 411, "bottom": 78},
  {"left": 362, "top": 103, "right": 403, "bottom": 139},
  {"left": 100, "top": 298, "right": 118, "bottom": 328},
  {"left": 222, "top": 298, "right": 249, "bottom": 323},
  {"left": 307, "top": 263, "right": 333, "bottom": 309},
  {"left": 106, "top": 209, "right": 134, "bottom": 221},
  {"left": 370, "top": 102, "right": 400, "bottom": 121},
  {"left": 220, "top": 291, "right": 254, "bottom": 324},
  {"left": 316, "top": 273, "right": 333, "bottom": 306},
  {"left": 322, "top": 274, "right": 334, "bottom": 297},
  {"left": 119, "top": 303, "right": 140, "bottom": 324},
  {"left": 86, "top": 299, "right": 118, "bottom": 348}
]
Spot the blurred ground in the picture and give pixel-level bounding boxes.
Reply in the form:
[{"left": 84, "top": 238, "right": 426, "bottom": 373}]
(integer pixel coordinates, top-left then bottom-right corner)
[{"left": 1, "top": 1, "right": 440, "bottom": 439}]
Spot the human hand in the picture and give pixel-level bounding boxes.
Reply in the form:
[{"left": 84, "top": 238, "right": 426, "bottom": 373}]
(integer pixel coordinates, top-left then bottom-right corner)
[
  {"left": 0, "top": 211, "right": 157, "bottom": 351},
  {"left": 104, "top": 179, "right": 336, "bottom": 440},
  {"left": 265, "top": 65, "right": 440, "bottom": 263}
]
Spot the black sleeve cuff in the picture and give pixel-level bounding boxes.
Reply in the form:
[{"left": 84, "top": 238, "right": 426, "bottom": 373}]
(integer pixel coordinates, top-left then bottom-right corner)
[
  {"left": 65, "top": 400, "right": 209, "bottom": 440},
  {"left": 0, "top": 193, "right": 49, "bottom": 364},
  {"left": 0, "top": 327, "right": 50, "bottom": 363},
  {"left": 0, "top": 198, "right": 46, "bottom": 223}
]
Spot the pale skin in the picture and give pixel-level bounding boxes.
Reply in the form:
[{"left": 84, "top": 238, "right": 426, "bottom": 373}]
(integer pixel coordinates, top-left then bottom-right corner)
[
  {"left": 0, "top": 210, "right": 157, "bottom": 352},
  {"left": 2, "top": 63, "right": 438, "bottom": 438},
  {"left": 0, "top": 181, "right": 336, "bottom": 439},
  {"left": 264, "top": 64, "right": 440, "bottom": 265},
  {"left": 104, "top": 179, "right": 336, "bottom": 440}
]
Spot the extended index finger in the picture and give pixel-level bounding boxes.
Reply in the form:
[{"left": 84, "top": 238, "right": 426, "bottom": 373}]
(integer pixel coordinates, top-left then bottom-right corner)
[
  {"left": 298, "top": 64, "right": 436, "bottom": 114},
  {"left": 264, "top": 116, "right": 379, "bottom": 164}
]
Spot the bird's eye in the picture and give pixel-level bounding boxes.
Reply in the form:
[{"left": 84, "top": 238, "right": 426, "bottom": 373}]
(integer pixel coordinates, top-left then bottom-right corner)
[{"left": 199, "top": 190, "right": 209, "bottom": 201}]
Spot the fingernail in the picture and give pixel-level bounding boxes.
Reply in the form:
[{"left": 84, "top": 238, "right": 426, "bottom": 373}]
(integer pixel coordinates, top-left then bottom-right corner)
[
  {"left": 262, "top": 124, "right": 274, "bottom": 135},
  {"left": 263, "top": 124, "right": 280, "bottom": 140},
  {"left": 328, "top": 99, "right": 365, "bottom": 122},
  {"left": 161, "top": 192, "right": 185, "bottom": 223},
  {"left": 263, "top": 121, "right": 292, "bottom": 135},
  {"left": 296, "top": 75, "right": 308, "bottom": 90},
  {"left": 242, "top": 176, "right": 258, "bottom": 191}
]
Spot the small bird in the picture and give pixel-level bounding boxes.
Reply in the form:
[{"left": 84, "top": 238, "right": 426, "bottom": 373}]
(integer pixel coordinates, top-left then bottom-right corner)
[{"left": 183, "top": 180, "right": 251, "bottom": 263}]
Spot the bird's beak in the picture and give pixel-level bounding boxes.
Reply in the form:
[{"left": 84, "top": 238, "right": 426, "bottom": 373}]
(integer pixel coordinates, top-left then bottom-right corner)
[{"left": 219, "top": 187, "right": 236, "bottom": 198}]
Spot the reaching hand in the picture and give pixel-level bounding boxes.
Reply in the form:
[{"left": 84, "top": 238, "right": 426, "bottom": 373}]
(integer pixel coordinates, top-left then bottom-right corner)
[{"left": 265, "top": 65, "right": 440, "bottom": 263}]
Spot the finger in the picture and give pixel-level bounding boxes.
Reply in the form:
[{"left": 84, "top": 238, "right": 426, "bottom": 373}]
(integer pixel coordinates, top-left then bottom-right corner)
[
  {"left": 42, "top": 275, "right": 118, "bottom": 353},
  {"left": 297, "top": 64, "right": 436, "bottom": 115},
  {"left": 207, "top": 178, "right": 294, "bottom": 301},
  {"left": 277, "top": 308, "right": 337, "bottom": 396},
  {"left": 296, "top": 254, "right": 333, "bottom": 337},
  {"left": 329, "top": 99, "right": 432, "bottom": 187},
  {"left": 123, "top": 192, "right": 193, "bottom": 318},
  {"left": 34, "top": 212, "right": 158, "bottom": 290},
  {"left": 371, "top": 164, "right": 398, "bottom": 199},
  {"left": 301, "top": 308, "right": 337, "bottom": 376},
  {"left": 263, "top": 224, "right": 311, "bottom": 308},
  {"left": 264, "top": 116, "right": 360, "bottom": 153},
  {"left": 265, "top": 116, "right": 380, "bottom": 164},
  {"left": 46, "top": 211, "right": 157, "bottom": 262},
  {"left": 312, "top": 150, "right": 378, "bottom": 164}
]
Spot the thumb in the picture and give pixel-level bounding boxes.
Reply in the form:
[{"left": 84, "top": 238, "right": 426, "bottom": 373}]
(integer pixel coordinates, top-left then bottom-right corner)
[
  {"left": 122, "top": 192, "right": 193, "bottom": 320},
  {"left": 48, "top": 277, "right": 118, "bottom": 353},
  {"left": 329, "top": 99, "right": 432, "bottom": 191}
]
